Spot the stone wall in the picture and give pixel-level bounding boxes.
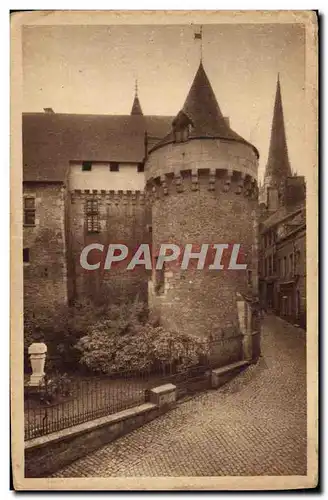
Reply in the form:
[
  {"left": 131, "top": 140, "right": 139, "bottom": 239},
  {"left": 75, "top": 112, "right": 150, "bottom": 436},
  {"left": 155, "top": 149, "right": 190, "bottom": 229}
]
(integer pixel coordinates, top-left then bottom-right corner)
[
  {"left": 146, "top": 139, "right": 258, "bottom": 181},
  {"left": 23, "top": 182, "right": 68, "bottom": 314},
  {"left": 68, "top": 189, "right": 150, "bottom": 304},
  {"left": 145, "top": 137, "right": 259, "bottom": 343},
  {"left": 69, "top": 162, "right": 145, "bottom": 192}
]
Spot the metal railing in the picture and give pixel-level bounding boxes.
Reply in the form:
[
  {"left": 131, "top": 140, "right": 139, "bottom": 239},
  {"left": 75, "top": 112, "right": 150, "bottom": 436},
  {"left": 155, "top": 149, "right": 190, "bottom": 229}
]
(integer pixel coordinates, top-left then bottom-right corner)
[
  {"left": 24, "top": 334, "right": 246, "bottom": 440},
  {"left": 24, "top": 371, "right": 151, "bottom": 440}
]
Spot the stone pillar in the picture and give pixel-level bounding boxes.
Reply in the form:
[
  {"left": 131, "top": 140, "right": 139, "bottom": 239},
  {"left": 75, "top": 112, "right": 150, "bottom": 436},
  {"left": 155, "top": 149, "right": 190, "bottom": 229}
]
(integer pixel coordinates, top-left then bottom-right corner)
[
  {"left": 148, "top": 383, "right": 177, "bottom": 409},
  {"left": 236, "top": 294, "right": 252, "bottom": 361},
  {"left": 28, "top": 343, "right": 47, "bottom": 387}
]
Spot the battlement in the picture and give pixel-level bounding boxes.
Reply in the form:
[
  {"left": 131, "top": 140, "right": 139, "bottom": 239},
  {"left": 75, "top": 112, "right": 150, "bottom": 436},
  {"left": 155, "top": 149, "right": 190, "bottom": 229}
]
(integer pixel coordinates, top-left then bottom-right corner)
[
  {"left": 70, "top": 189, "right": 146, "bottom": 205},
  {"left": 145, "top": 138, "right": 258, "bottom": 185},
  {"left": 146, "top": 168, "right": 258, "bottom": 201}
]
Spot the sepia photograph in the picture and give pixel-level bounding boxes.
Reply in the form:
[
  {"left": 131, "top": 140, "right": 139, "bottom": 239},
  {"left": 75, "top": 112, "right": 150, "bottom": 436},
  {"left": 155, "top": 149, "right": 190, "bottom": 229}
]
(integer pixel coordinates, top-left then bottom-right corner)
[{"left": 10, "top": 10, "right": 318, "bottom": 490}]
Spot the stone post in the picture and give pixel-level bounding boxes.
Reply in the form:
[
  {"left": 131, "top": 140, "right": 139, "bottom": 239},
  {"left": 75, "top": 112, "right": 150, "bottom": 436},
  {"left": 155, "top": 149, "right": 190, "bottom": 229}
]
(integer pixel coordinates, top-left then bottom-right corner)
[
  {"left": 236, "top": 293, "right": 252, "bottom": 361},
  {"left": 28, "top": 343, "right": 47, "bottom": 387},
  {"left": 148, "top": 384, "right": 177, "bottom": 410}
]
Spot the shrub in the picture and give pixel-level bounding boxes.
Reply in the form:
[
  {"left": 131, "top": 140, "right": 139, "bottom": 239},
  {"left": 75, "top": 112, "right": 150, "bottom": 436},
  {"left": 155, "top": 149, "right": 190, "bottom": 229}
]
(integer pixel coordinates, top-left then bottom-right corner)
[
  {"left": 77, "top": 310, "right": 210, "bottom": 375},
  {"left": 42, "top": 373, "right": 73, "bottom": 403},
  {"left": 24, "top": 297, "right": 148, "bottom": 373}
]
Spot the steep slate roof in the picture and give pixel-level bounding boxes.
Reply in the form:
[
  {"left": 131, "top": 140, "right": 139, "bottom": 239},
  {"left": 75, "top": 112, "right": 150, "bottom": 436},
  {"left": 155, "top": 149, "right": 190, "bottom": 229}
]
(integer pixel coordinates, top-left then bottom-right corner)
[
  {"left": 151, "top": 62, "right": 259, "bottom": 157},
  {"left": 23, "top": 113, "right": 173, "bottom": 182},
  {"left": 264, "top": 76, "right": 292, "bottom": 186},
  {"left": 261, "top": 204, "right": 305, "bottom": 232}
]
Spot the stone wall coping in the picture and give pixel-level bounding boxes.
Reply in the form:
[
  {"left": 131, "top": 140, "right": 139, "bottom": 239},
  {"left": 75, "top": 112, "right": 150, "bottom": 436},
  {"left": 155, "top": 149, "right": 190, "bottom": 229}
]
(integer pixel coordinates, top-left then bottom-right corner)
[
  {"left": 28, "top": 343, "right": 47, "bottom": 354},
  {"left": 150, "top": 383, "right": 177, "bottom": 394},
  {"left": 25, "top": 402, "right": 156, "bottom": 451},
  {"left": 212, "top": 360, "right": 249, "bottom": 377}
]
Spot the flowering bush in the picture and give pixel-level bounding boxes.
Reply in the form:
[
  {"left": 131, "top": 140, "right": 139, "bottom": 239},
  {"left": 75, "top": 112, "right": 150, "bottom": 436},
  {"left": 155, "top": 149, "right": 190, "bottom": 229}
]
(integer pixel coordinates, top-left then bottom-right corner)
[
  {"left": 24, "top": 298, "right": 144, "bottom": 373},
  {"left": 25, "top": 296, "right": 209, "bottom": 375},
  {"left": 77, "top": 303, "right": 210, "bottom": 374}
]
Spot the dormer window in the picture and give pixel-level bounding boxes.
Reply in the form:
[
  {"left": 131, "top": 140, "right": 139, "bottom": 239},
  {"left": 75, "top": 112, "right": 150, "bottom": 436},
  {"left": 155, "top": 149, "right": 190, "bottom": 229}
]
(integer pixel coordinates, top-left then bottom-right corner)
[
  {"left": 110, "top": 162, "right": 119, "bottom": 172},
  {"left": 82, "top": 161, "right": 92, "bottom": 171},
  {"left": 174, "top": 127, "right": 189, "bottom": 143},
  {"left": 172, "top": 110, "right": 193, "bottom": 144}
]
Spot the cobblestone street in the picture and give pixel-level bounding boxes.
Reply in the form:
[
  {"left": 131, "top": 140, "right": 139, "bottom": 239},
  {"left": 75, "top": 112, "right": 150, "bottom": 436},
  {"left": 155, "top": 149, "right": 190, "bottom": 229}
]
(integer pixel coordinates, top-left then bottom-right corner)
[{"left": 53, "top": 315, "right": 307, "bottom": 477}]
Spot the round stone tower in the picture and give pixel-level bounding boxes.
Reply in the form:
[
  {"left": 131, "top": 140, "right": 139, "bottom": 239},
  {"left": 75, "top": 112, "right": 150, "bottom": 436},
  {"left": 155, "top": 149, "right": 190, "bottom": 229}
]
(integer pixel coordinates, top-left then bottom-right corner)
[{"left": 145, "top": 62, "right": 260, "bottom": 366}]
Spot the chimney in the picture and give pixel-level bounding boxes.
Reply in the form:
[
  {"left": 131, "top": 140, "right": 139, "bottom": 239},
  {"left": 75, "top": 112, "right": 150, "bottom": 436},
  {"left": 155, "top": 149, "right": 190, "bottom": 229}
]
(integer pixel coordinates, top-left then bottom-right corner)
[{"left": 43, "top": 108, "right": 54, "bottom": 114}]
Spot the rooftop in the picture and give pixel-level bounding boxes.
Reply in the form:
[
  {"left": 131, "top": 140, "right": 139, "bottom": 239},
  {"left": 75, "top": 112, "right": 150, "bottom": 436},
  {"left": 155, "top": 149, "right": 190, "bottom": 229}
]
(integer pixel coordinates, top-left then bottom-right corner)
[
  {"left": 151, "top": 62, "right": 259, "bottom": 157},
  {"left": 23, "top": 113, "right": 173, "bottom": 182}
]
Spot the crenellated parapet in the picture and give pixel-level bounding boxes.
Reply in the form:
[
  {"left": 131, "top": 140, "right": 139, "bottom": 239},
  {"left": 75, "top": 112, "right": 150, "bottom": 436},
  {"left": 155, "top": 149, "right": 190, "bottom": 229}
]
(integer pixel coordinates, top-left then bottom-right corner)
[
  {"left": 70, "top": 189, "right": 146, "bottom": 206},
  {"left": 146, "top": 168, "right": 259, "bottom": 201},
  {"left": 145, "top": 138, "right": 258, "bottom": 186}
]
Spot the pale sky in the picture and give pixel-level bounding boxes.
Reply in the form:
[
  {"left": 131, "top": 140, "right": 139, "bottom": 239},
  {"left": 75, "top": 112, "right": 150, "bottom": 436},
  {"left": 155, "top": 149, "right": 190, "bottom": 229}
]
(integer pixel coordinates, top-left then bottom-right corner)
[{"left": 22, "top": 23, "right": 306, "bottom": 181}]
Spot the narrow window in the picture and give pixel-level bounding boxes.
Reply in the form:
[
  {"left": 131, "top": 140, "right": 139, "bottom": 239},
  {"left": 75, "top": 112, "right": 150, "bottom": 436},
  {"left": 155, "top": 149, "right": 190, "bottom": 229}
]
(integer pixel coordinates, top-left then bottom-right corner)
[
  {"left": 247, "top": 269, "right": 252, "bottom": 286},
  {"left": 23, "top": 248, "right": 30, "bottom": 263},
  {"left": 85, "top": 197, "right": 99, "bottom": 233},
  {"left": 82, "top": 161, "right": 92, "bottom": 171},
  {"left": 295, "top": 250, "right": 301, "bottom": 275},
  {"left": 137, "top": 163, "right": 144, "bottom": 173},
  {"left": 289, "top": 254, "right": 294, "bottom": 276},
  {"left": 109, "top": 162, "right": 119, "bottom": 172},
  {"left": 155, "top": 259, "right": 165, "bottom": 295},
  {"left": 23, "top": 197, "right": 36, "bottom": 226}
]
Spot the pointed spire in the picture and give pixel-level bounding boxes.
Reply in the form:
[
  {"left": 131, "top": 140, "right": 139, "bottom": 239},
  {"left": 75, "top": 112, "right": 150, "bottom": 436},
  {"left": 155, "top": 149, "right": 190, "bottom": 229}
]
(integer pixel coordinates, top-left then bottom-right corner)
[
  {"left": 264, "top": 75, "right": 292, "bottom": 188},
  {"left": 180, "top": 62, "right": 258, "bottom": 152},
  {"left": 130, "top": 79, "right": 143, "bottom": 116},
  {"left": 151, "top": 61, "right": 259, "bottom": 156}
]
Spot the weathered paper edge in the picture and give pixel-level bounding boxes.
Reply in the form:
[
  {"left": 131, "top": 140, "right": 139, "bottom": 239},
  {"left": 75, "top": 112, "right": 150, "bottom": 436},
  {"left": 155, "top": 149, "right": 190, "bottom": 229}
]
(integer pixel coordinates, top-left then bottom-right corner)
[{"left": 10, "top": 9, "right": 318, "bottom": 491}]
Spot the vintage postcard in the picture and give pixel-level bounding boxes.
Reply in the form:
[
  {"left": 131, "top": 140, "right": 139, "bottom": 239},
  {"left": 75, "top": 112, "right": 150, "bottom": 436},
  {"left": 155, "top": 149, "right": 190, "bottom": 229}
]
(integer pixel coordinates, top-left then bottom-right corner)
[{"left": 11, "top": 10, "right": 318, "bottom": 490}]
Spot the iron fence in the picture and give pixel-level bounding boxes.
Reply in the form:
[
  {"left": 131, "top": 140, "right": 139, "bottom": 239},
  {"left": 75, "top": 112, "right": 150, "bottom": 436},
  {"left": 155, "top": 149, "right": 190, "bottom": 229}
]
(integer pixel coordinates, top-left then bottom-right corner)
[
  {"left": 24, "top": 333, "right": 246, "bottom": 440},
  {"left": 24, "top": 371, "right": 151, "bottom": 440}
]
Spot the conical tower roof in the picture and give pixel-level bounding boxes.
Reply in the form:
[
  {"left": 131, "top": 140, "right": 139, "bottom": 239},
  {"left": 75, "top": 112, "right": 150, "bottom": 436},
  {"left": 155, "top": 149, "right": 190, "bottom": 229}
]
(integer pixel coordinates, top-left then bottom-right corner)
[
  {"left": 264, "top": 76, "right": 292, "bottom": 186},
  {"left": 151, "top": 62, "right": 258, "bottom": 156}
]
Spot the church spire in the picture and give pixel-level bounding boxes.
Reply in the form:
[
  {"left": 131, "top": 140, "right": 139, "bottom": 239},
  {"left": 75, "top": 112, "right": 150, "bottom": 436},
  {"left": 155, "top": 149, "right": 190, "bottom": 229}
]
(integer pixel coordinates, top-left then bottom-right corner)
[
  {"left": 264, "top": 75, "right": 292, "bottom": 189},
  {"left": 130, "top": 79, "right": 143, "bottom": 116}
]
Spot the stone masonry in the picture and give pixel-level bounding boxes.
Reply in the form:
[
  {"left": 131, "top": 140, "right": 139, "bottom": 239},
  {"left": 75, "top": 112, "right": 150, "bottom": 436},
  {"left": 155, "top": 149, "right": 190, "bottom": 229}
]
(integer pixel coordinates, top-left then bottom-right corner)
[
  {"left": 23, "top": 182, "right": 68, "bottom": 314},
  {"left": 67, "top": 189, "right": 150, "bottom": 304}
]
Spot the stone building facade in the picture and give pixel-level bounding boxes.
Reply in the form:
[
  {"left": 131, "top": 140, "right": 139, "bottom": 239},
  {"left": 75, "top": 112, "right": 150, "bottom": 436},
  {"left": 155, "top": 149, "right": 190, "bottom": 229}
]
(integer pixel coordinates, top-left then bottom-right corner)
[
  {"left": 23, "top": 105, "right": 172, "bottom": 312},
  {"left": 259, "top": 77, "right": 306, "bottom": 328},
  {"left": 23, "top": 62, "right": 262, "bottom": 365}
]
